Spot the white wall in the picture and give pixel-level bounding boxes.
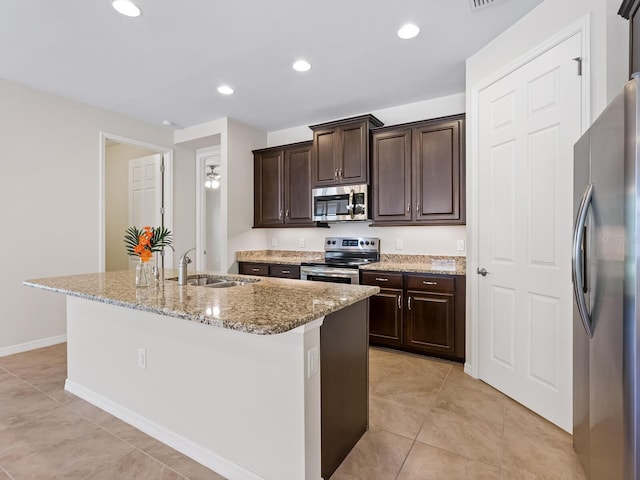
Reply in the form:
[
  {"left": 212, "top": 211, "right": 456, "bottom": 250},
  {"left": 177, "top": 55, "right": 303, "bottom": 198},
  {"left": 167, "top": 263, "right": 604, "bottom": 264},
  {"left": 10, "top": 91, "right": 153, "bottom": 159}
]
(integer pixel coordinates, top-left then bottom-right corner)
[
  {"left": 0, "top": 78, "right": 193, "bottom": 354},
  {"left": 263, "top": 93, "right": 467, "bottom": 256},
  {"left": 105, "top": 143, "right": 156, "bottom": 271}
]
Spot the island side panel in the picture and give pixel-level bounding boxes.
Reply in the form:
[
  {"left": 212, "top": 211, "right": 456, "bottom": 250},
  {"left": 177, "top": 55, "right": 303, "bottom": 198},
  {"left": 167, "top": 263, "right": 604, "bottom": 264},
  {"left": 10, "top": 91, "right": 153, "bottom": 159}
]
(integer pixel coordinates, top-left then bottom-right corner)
[
  {"left": 320, "top": 299, "right": 369, "bottom": 479},
  {"left": 65, "top": 296, "right": 323, "bottom": 480}
]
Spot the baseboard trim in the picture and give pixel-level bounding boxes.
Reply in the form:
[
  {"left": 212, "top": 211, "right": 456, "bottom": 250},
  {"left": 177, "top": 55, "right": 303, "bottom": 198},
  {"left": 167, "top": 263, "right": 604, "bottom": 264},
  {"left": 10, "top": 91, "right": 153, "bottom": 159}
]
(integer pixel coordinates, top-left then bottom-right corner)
[
  {"left": 65, "top": 380, "right": 266, "bottom": 480},
  {"left": 0, "top": 334, "right": 67, "bottom": 357}
]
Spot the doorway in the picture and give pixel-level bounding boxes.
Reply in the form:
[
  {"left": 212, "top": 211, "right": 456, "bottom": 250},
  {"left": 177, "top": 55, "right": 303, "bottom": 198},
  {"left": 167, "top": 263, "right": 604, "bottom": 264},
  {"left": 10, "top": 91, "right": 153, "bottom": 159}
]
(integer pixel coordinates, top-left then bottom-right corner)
[
  {"left": 470, "top": 19, "right": 589, "bottom": 432},
  {"left": 195, "top": 146, "right": 224, "bottom": 272},
  {"left": 99, "top": 133, "right": 174, "bottom": 272}
]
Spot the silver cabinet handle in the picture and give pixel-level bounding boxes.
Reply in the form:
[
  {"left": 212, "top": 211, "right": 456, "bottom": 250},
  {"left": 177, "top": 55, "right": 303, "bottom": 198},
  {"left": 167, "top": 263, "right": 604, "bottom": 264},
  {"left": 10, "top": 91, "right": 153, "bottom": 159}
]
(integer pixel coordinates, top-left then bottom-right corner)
[
  {"left": 285, "top": 209, "right": 289, "bottom": 218},
  {"left": 572, "top": 183, "right": 594, "bottom": 338},
  {"left": 375, "top": 277, "right": 389, "bottom": 282},
  {"left": 339, "top": 168, "right": 343, "bottom": 178},
  {"left": 281, "top": 270, "right": 290, "bottom": 274},
  {"left": 416, "top": 202, "right": 420, "bottom": 212},
  {"left": 252, "top": 268, "right": 260, "bottom": 272},
  {"left": 407, "top": 203, "right": 411, "bottom": 213},
  {"left": 477, "top": 268, "right": 488, "bottom": 277},
  {"left": 397, "top": 295, "right": 402, "bottom": 310},
  {"left": 279, "top": 210, "right": 283, "bottom": 220},
  {"left": 408, "top": 296, "right": 412, "bottom": 310},
  {"left": 334, "top": 169, "right": 338, "bottom": 179},
  {"left": 423, "top": 281, "right": 437, "bottom": 285}
]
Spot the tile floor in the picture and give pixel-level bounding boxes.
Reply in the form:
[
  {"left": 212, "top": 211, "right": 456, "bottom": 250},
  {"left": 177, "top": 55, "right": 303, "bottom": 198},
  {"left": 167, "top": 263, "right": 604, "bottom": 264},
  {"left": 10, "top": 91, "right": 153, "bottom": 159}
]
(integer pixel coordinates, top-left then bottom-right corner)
[{"left": 0, "top": 344, "right": 586, "bottom": 479}]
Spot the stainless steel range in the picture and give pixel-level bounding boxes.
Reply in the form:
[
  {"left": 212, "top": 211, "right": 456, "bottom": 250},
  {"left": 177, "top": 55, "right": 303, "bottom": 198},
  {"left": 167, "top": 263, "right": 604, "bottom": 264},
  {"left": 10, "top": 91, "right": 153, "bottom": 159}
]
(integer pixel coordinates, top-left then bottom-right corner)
[{"left": 300, "top": 237, "right": 380, "bottom": 284}]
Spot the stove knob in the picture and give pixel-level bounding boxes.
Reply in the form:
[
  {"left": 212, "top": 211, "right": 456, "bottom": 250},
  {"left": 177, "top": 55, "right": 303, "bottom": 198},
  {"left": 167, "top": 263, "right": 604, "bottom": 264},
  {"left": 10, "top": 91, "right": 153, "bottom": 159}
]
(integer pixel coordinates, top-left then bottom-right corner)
[
  {"left": 365, "top": 241, "right": 370, "bottom": 245},
  {"left": 332, "top": 240, "right": 336, "bottom": 245},
  {"left": 360, "top": 241, "right": 364, "bottom": 246},
  {"left": 326, "top": 240, "right": 331, "bottom": 245},
  {"left": 371, "top": 240, "right": 376, "bottom": 246}
]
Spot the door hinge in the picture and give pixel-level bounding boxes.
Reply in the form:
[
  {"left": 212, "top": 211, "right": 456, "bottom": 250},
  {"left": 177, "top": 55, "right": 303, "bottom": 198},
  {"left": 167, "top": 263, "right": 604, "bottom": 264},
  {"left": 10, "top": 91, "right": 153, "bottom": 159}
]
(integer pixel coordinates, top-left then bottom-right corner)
[
  {"left": 160, "top": 207, "right": 165, "bottom": 215},
  {"left": 160, "top": 162, "right": 165, "bottom": 173},
  {"left": 572, "top": 57, "right": 582, "bottom": 76}
]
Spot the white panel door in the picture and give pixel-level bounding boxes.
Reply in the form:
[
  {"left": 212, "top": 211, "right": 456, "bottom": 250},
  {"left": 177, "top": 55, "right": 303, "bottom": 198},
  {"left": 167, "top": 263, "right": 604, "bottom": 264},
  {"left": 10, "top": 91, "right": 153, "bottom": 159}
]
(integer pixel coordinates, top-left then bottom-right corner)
[
  {"left": 477, "top": 33, "right": 582, "bottom": 431},
  {"left": 128, "top": 154, "right": 163, "bottom": 268}
]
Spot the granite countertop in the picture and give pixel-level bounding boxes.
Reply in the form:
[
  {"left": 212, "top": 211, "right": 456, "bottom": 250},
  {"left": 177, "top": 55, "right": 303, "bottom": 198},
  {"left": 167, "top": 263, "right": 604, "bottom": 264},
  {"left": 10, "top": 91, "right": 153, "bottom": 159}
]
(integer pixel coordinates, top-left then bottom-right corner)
[
  {"left": 236, "top": 250, "right": 324, "bottom": 265},
  {"left": 24, "top": 270, "right": 378, "bottom": 335},
  {"left": 359, "top": 255, "right": 466, "bottom": 275}
]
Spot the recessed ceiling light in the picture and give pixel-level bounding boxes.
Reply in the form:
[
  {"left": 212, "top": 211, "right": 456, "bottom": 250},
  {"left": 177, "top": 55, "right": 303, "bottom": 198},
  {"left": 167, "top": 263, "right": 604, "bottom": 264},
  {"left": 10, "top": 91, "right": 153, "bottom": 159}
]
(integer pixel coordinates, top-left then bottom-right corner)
[
  {"left": 161, "top": 120, "right": 176, "bottom": 127},
  {"left": 397, "top": 23, "right": 420, "bottom": 40},
  {"left": 112, "top": 0, "right": 141, "bottom": 17},
  {"left": 293, "top": 60, "right": 312, "bottom": 72},
  {"left": 217, "top": 85, "right": 234, "bottom": 95}
]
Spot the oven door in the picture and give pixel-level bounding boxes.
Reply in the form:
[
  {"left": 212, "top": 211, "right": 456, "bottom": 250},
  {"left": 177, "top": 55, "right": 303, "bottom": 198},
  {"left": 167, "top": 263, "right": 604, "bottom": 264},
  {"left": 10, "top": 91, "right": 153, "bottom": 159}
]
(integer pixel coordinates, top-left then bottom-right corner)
[{"left": 300, "top": 265, "right": 359, "bottom": 284}]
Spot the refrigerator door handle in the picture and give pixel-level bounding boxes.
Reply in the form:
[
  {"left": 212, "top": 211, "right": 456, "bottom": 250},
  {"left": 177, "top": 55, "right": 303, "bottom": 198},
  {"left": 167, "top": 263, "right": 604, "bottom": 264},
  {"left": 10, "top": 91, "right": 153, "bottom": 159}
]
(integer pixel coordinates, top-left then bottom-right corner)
[{"left": 572, "top": 183, "right": 594, "bottom": 339}]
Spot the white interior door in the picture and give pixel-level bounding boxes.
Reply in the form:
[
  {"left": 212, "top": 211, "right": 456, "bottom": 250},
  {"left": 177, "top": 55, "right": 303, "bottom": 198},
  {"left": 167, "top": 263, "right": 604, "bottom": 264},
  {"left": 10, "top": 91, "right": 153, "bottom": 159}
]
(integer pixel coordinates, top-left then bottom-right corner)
[
  {"left": 128, "top": 154, "right": 163, "bottom": 268},
  {"left": 477, "top": 33, "right": 582, "bottom": 431}
]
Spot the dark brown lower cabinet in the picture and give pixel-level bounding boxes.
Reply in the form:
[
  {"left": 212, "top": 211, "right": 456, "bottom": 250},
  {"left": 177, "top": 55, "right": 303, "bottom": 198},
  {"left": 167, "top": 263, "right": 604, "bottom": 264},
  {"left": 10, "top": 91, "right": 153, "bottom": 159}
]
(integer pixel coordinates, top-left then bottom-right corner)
[
  {"left": 238, "top": 262, "right": 300, "bottom": 279},
  {"left": 362, "top": 270, "right": 465, "bottom": 361}
]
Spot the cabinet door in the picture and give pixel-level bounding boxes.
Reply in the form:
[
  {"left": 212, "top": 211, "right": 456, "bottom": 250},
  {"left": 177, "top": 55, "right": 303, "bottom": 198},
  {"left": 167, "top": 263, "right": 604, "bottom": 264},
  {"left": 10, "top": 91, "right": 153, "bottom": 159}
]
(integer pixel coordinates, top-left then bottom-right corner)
[
  {"left": 284, "top": 144, "right": 314, "bottom": 225},
  {"left": 340, "top": 122, "right": 368, "bottom": 184},
  {"left": 372, "top": 128, "right": 412, "bottom": 223},
  {"left": 369, "top": 289, "right": 403, "bottom": 346},
  {"left": 405, "top": 290, "right": 455, "bottom": 356},
  {"left": 254, "top": 150, "right": 284, "bottom": 226},
  {"left": 412, "top": 118, "right": 465, "bottom": 224},
  {"left": 312, "top": 128, "right": 339, "bottom": 186}
]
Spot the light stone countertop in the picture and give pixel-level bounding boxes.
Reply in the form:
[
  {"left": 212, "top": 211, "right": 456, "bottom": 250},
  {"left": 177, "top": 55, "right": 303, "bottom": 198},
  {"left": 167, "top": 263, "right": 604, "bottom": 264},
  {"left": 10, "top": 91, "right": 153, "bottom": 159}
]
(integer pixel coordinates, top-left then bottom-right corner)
[
  {"left": 236, "top": 250, "right": 467, "bottom": 276},
  {"left": 24, "top": 270, "right": 379, "bottom": 335},
  {"left": 359, "top": 255, "right": 466, "bottom": 275},
  {"left": 236, "top": 250, "right": 324, "bottom": 265}
]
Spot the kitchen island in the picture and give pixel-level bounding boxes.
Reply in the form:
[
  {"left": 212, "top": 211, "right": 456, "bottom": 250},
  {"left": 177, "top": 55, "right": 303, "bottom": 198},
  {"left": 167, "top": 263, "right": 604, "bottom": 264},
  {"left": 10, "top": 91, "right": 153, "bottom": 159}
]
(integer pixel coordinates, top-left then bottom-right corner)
[{"left": 24, "top": 270, "right": 378, "bottom": 480}]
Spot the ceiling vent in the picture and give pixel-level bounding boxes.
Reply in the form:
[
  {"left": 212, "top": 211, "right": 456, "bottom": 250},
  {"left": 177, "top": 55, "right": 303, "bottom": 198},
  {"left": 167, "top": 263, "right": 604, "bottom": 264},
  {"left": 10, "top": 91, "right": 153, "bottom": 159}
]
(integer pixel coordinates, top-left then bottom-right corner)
[{"left": 469, "top": 0, "right": 508, "bottom": 11}]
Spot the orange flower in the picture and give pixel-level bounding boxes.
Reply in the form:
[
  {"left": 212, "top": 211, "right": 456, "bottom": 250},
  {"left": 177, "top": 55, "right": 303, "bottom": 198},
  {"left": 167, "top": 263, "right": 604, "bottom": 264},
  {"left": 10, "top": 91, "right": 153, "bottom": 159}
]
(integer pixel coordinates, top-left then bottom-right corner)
[{"left": 139, "top": 249, "right": 152, "bottom": 262}]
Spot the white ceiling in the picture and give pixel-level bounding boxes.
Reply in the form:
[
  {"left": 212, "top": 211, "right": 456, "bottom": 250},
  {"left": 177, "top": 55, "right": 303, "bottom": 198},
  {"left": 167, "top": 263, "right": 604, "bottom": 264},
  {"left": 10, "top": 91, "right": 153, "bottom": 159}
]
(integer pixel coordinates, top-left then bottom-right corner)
[{"left": 0, "top": 0, "right": 543, "bottom": 132}]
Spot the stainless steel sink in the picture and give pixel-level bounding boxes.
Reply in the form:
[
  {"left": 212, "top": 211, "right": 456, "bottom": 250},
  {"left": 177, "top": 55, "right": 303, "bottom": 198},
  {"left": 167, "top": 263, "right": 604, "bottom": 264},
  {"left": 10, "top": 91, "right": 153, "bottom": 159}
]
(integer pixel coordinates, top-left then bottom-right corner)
[{"left": 166, "top": 275, "right": 258, "bottom": 288}]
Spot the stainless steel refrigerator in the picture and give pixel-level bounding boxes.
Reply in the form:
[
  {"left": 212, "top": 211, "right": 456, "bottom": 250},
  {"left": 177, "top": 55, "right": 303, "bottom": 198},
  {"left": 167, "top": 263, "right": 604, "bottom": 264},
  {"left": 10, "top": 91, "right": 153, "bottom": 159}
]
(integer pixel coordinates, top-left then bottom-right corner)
[{"left": 572, "top": 75, "right": 639, "bottom": 479}]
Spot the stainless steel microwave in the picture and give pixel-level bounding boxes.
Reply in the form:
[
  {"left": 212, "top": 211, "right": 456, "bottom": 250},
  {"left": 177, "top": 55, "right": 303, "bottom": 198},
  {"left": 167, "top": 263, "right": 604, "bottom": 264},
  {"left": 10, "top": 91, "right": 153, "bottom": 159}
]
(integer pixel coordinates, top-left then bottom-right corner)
[{"left": 312, "top": 184, "right": 368, "bottom": 222}]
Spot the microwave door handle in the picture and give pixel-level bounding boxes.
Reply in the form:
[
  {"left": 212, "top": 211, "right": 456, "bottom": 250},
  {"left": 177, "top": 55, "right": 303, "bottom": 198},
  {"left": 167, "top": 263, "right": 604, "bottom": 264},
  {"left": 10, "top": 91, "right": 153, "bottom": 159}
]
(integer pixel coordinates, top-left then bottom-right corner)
[{"left": 349, "top": 189, "right": 355, "bottom": 219}]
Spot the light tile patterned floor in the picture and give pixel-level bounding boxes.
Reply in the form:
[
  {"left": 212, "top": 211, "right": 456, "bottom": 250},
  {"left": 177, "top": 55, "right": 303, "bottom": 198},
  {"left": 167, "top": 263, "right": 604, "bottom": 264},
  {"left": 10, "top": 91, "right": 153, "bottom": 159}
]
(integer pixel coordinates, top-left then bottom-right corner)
[{"left": 0, "top": 344, "right": 586, "bottom": 479}]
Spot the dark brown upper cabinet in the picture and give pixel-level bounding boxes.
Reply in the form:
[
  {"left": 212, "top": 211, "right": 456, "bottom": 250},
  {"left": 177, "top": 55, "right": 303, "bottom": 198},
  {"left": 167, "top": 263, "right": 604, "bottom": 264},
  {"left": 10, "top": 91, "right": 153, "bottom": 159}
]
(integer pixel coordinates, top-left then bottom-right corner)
[
  {"left": 371, "top": 114, "right": 465, "bottom": 226},
  {"left": 309, "top": 114, "right": 383, "bottom": 187},
  {"left": 253, "top": 141, "right": 314, "bottom": 228},
  {"left": 619, "top": 0, "right": 640, "bottom": 76}
]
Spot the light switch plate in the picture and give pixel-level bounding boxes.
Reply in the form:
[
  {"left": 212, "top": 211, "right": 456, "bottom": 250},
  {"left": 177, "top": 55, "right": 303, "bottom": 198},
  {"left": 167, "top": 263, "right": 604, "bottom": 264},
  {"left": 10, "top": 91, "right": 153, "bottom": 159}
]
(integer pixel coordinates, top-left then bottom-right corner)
[
  {"left": 457, "top": 240, "right": 465, "bottom": 251},
  {"left": 271, "top": 238, "right": 278, "bottom": 247},
  {"left": 395, "top": 239, "right": 404, "bottom": 250},
  {"left": 299, "top": 238, "right": 305, "bottom": 248},
  {"left": 137, "top": 348, "right": 146, "bottom": 369}
]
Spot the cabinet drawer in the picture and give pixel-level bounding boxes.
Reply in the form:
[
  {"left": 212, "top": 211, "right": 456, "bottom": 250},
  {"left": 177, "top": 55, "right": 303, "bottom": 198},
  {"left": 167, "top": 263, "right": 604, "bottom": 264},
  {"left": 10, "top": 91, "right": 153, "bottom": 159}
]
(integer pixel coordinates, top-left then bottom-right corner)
[
  {"left": 269, "top": 265, "right": 300, "bottom": 279},
  {"left": 239, "top": 263, "right": 269, "bottom": 276},
  {"left": 361, "top": 271, "right": 403, "bottom": 289},
  {"left": 406, "top": 274, "right": 455, "bottom": 292}
]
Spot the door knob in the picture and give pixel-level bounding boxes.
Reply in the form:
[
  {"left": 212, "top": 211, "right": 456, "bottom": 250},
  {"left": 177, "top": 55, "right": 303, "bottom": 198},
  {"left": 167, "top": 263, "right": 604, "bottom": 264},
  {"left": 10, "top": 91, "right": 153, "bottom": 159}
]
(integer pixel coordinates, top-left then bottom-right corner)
[{"left": 477, "top": 268, "right": 489, "bottom": 277}]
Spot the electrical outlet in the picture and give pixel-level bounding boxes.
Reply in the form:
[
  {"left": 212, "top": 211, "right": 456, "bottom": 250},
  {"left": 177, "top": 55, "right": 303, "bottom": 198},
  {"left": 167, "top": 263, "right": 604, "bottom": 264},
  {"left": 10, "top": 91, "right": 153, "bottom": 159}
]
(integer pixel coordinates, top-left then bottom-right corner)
[
  {"left": 299, "top": 238, "right": 305, "bottom": 248},
  {"left": 307, "top": 346, "right": 319, "bottom": 378},
  {"left": 137, "top": 348, "right": 146, "bottom": 369},
  {"left": 457, "top": 240, "right": 466, "bottom": 252},
  {"left": 271, "top": 238, "right": 278, "bottom": 247},
  {"left": 395, "top": 238, "right": 404, "bottom": 250}
]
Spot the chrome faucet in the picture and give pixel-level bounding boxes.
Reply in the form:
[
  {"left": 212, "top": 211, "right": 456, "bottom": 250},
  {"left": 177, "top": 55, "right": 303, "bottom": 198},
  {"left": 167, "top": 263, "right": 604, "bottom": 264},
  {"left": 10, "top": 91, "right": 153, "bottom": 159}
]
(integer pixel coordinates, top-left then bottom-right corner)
[{"left": 178, "top": 248, "right": 196, "bottom": 285}]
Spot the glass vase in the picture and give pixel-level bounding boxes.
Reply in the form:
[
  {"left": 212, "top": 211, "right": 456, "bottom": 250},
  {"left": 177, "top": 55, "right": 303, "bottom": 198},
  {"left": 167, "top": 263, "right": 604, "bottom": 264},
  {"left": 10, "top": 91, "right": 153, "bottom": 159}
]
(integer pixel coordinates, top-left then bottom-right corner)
[{"left": 135, "top": 259, "right": 150, "bottom": 288}]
